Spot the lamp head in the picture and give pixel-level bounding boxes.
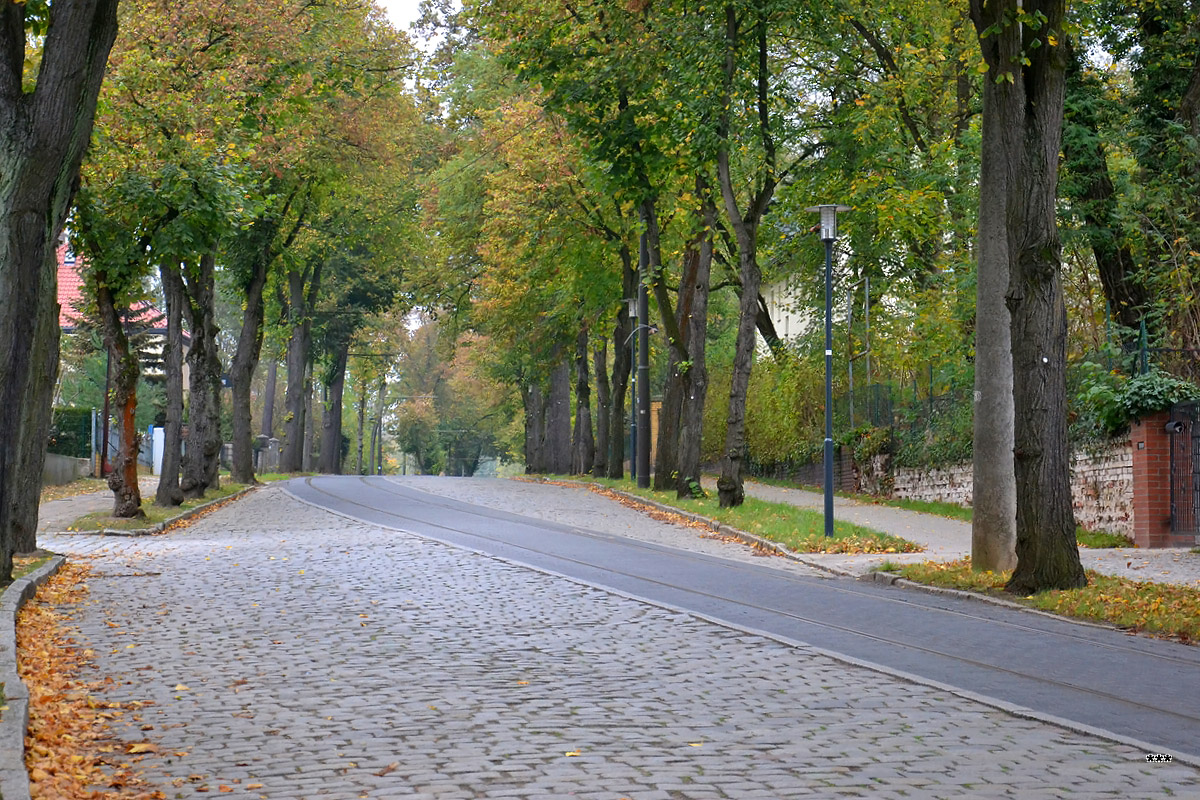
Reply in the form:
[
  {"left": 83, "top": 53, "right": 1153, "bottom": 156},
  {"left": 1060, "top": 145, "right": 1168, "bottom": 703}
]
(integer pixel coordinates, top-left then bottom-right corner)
[{"left": 805, "top": 204, "right": 851, "bottom": 242}]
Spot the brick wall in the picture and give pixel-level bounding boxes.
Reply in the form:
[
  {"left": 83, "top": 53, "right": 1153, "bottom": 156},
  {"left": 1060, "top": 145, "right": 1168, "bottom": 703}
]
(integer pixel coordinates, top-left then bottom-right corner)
[{"left": 892, "top": 439, "right": 1134, "bottom": 537}]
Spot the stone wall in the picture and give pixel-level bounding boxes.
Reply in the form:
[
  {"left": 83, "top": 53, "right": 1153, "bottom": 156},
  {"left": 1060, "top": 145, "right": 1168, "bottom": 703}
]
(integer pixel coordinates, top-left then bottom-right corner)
[{"left": 892, "top": 440, "right": 1133, "bottom": 537}]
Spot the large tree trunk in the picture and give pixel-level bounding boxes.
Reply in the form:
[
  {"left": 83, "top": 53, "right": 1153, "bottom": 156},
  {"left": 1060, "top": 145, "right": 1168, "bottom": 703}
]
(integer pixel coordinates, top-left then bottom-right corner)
[
  {"left": 970, "top": 20, "right": 1018, "bottom": 573},
  {"left": 676, "top": 194, "right": 715, "bottom": 499},
  {"left": 0, "top": 0, "right": 120, "bottom": 578},
  {"left": 228, "top": 226, "right": 275, "bottom": 484},
  {"left": 592, "top": 339, "right": 611, "bottom": 478},
  {"left": 319, "top": 337, "right": 351, "bottom": 474},
  {"left": 262, "top": 358, "right": 278, "bottom": 438},
  {"left": 971, "top": 0, "right": 1085, "bottom": 592},
  {"left": 180, "top": 252, "right": 223, "bottom": 498},
  {"left": 156, "top": 263, "right": 185, "bottom": 506},
  {"left": 546, "top": 353, "right": 572, "bottom": 475},
  {"left": 302, "top": 364, "right": 315, "bottom": 472},
  {"left": 14, "top": 271, "right": 61, "bottom": 552},
  {"left": 715, "top": 4, "right": 778, "bottom": 508},
  {"left": 606, "top": 246, "right": 636, "bottom": 479},
  {"left": 96, "top": 285, "right": 144, "bottom": 518},
  {"left": 523, "top": 382, "right": 547, "bottom": 473},
  {"left": 572, "top": 326, "right": 595, "bottom": 475},
  {"left": 281, "top": 261, "right": 322, "bottom": 472}
]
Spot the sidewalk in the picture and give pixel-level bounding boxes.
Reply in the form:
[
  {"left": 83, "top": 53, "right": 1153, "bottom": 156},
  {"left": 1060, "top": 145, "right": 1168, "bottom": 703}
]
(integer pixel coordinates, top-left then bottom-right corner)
[{"left": 736, "top": 479, "right": 1200, "bottom": 589}]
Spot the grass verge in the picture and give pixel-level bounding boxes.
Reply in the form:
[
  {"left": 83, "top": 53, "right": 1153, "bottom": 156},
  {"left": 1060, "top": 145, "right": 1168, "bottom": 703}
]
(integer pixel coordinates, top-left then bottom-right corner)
[
  {"left": 68, "top": 481, "right": 252, "bottom": 532},
  {"left": 892, "top": 558, "right": 1200, "bottom": 643},
  {"left": 552, "top": 476, "right": 920, "bottom": 555},
  {"left": 744, "top": 477, "right": 1133, "bottom": 548}
]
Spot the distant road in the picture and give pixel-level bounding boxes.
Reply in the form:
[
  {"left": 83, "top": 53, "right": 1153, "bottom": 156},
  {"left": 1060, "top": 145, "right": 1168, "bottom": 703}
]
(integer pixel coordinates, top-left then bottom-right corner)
[{"left": 290, "top": 475, "right": 1200, "bottom": 761}]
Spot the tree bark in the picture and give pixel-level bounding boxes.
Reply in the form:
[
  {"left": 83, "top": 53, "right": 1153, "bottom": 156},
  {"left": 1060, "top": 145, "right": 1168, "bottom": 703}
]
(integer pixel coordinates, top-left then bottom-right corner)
[
  {"left": 676, "top": 193, "right": 715, "bottom": 498},
  {"left": 0, "top": 0, "right": 120, "bottom": 578},
  {"left": 319, "top": 336, "right": 351, "bottom": 474},
  {"left": 592, "top": 339, "right": 610, "bottom": 478},
  {"left": 180, "top": 252, "right": 222, "bottom": 498},
  {"left": 281, "top": 260, "right": 322, "bottom": 472},
  {"left": 96, "top": 284, "right": 144, "bottom": 518},
  {"left": 547, "top": 353, "right": 572, "bottom": 475},
  {"left": 971, "top": 0, "right": 1085, "bottom": 592},
  {"left": 606, "top": 246, "right": 636, "bottom": 479},
  {"left": 524, "top": 383, "right": 547, "bottom": 473},
  {"left": 156, "top": 263, "right": 185, "bottom": 506},
  {"left": 715, "top": 3, "right": 779, "bottom": 507},
  {"left": 262, "top": 358, "right": 278, "bottom": 438},
  {"left": 356, "top": 375, "right": 367, "bottom": 474},
  {"left": 302, "top": 364, "right": 315, "bottom": 472},
  {"left": 970, "top": 13, "right": 1019, "bottom": 573},
  {"left": 572, "top": 326, "right": 595, "bottom": 475},
  {"left": 13, "top": 267, "right": 60, "bottom": 552},
  {"left": 228, "top": 225, "right": 276, "bottom": 484}
]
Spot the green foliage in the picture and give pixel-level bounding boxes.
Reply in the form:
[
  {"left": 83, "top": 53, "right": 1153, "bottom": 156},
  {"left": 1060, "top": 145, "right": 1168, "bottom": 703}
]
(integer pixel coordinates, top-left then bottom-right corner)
[
  {"left": 1075, "top": 365, "right": 1200, "bottom": 435},
  {"left": 47, "top": 408, "right": 93, "bottom": 459}
]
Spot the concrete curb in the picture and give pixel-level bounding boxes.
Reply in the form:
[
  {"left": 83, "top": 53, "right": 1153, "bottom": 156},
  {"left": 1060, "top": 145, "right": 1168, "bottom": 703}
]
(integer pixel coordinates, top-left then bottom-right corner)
[
  {"left": 542, "top": 478, "right": 885, "bottom": 578},
  {"left": 548, "top": 479, "right": 1155, "bottom": 631},
  {"left": 94, "top": 485, "right": 259, "bottom": 537},
  {"left": 0, "top": 555, "right": 67, "bottom": 800}
]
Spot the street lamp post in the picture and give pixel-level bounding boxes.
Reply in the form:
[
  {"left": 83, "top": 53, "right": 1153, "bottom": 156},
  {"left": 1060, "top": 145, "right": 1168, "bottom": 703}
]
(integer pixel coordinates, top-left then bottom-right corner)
[
  {"left": 627, "top": 295, "right": 638, "bottom": 482},
  {"left": 636, "top": 233, "right": 651, "bottom": 489},
  {"left": 807, "top": 204, "right": 849, "bottom": 537}
]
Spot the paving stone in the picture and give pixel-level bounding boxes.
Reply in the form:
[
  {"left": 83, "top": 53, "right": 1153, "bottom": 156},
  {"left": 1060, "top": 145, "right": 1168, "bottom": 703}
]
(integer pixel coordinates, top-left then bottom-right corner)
[{"left": 40, "top": 484, "right": 1200, "bottom": 799}]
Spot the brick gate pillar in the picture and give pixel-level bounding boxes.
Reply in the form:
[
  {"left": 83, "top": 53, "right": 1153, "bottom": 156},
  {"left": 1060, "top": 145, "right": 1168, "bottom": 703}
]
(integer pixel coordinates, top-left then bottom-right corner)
[{"left": 1130, "top": 411, "right": 1174, "bottom": 548}]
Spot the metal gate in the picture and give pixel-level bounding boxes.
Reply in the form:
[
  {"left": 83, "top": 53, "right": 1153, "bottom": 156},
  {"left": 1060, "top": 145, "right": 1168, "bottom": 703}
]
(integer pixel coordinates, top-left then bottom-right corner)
[{"left": 1168, "top": 402, "right": 1200, "bottom": 536}]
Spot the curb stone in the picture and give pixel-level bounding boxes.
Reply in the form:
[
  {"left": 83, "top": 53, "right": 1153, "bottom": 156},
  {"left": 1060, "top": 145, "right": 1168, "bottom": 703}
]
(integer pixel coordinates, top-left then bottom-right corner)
[
  {"left": 0, "top": 555, "right": 66, "bottom": 800},
  {"left": 544, "top": 479, "right": 1163, "bottom": 635},
  {"left": 93, "top": 485, "right": 258, "bottom": 537}
]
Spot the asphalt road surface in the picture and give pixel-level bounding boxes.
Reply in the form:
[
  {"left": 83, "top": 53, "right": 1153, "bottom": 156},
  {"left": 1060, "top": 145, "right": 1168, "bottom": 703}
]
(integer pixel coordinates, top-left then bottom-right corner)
[{"left": 290, "top": 475, "right": 1200, "bottom": 762}]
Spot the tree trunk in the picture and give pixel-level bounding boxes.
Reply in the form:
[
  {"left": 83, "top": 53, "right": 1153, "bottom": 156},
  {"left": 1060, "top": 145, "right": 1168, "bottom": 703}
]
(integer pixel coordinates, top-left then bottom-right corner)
[
  {"left": 356, "top": 375, "right": 367, "bottom": 474},
  {"left": 970, "top": 19, "right": 1018, "bottom": 573},
  {"left": 281, "top": 261, "right": 322, "bottom": 472},
  {"left": 606, "top": 246, "right": 636, "bottom": 479},
  {"left": 677, "top": 193, "right": 715, "bottom": 498},
  {"left": 523, "top": 382, "right": 547, "bottom": 473},
  {"left": 971, "top": 0, "right": 1085, "bottom": 592},
  {"left": 547, "top": 353, "right": 572, "bottom": 474},
  {"left": 156, "top": 263, "right": 185, "bottom": 506},
  {"left": 0, "top": 0, "right": 120, "bottom": 579},
  {"left": 229, "top": 231, "right": 275, "bottom": 484},
  {"left": 96, "top": 284, "right": 144, "bottom": 518},
  {"left": 372, "top": 375, "right": 386, "bottom": 474},
  {"left": 592, "top": 339, "right": 610, "bottom": 478},
  {"left": 302, "top": 364, "right": 315, "bottom": 472},
  {"left": 319, "top": 337, "right": 351, "bottom": 474},
  {"left": 262, "top": 358, "right": 278, "bottom": 438},
  {"left": 715, "top": 4, "right": 778, "bottom": 508},
  {"left": 180, "top": 252, "right": 222, "bottom": 498},
  {"left": 14, "top": 270, "right": 61, "bottom": 552},
  {"left": 572, "top": 326, "right": 595, "bottom": 475}
]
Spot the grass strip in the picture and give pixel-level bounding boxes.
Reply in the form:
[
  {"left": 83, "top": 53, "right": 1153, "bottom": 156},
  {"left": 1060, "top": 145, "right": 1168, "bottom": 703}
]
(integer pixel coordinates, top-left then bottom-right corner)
[
  {"left": 893, "top": 558, "right": 1200, "bottom": 643},
  {"left": 554, "top": 476, "right": 920, "bottom": 555},
  {"left": 745, "top": 477, "right": 1133, "bottom": 547},
  {"left": 67, "top": 481, "right": 252, "bottom": 532}
]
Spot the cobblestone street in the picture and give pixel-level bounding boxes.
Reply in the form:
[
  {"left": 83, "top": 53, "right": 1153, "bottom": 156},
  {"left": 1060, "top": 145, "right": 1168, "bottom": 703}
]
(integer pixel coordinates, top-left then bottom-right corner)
[{"left": 42, "top": 485, "right": 1200, "bottom": 799}]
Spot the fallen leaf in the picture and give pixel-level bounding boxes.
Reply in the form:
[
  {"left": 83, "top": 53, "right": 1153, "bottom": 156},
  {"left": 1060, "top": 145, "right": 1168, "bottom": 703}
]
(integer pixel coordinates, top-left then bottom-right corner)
[{"left": 374, "top": 762, "right": 400, "bottom": 777}]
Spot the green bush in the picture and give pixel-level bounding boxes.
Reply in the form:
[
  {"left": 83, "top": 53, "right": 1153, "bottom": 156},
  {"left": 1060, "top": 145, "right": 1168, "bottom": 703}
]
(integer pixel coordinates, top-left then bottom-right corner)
[
  {"left": 1076, "top": 365, "right": 1200, "bottom": 435},
  {"left": 47, "top": 407, "right": 93, "bottom": 458}
]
